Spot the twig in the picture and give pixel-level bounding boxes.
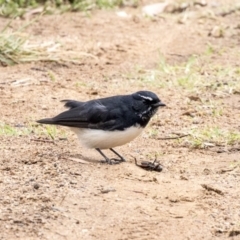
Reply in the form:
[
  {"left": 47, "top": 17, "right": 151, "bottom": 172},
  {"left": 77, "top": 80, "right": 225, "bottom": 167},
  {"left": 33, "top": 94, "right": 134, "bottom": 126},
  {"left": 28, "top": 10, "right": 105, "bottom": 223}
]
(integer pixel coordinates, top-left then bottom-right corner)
[
  {"left": 157, "top": 134, "right": 189, "bottom": 140},
  {"left": 59, "top": 192, "right": 68, "bottom": 205},
  {"left": 69, "top": 157, "right": 90, "bottom": 164},
  {"left": 201, "top": 184, "right": 224, "bottom": 195},
  {"left": 217, "top": 165, "right": 238, "bottom": 174},
  {"left": 30, "top": 138, "right": 55, "bottom": 143},
  {"left": 125, "top": 189, "right": 146, "bottom": 195}
]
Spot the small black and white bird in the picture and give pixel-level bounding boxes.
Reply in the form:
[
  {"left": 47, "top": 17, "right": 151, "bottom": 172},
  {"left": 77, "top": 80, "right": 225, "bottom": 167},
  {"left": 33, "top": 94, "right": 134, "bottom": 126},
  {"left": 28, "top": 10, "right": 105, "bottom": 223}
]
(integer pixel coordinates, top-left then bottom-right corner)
[{"left": 37, "top": 91, "right": 165, "bottom": 164}]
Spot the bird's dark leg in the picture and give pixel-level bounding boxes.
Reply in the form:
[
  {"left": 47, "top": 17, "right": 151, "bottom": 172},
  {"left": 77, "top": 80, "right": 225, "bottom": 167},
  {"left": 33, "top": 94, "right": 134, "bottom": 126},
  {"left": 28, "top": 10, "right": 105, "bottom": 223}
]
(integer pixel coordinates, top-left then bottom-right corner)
[
  {"left": 95, "top": 148, "right": 110, "bottom": 164},
  {"left": 110, "top": 148, "right": 126, "bottom": 162},
  {"left": 95, "top": 148, "right": 120, "bottom": 165}
]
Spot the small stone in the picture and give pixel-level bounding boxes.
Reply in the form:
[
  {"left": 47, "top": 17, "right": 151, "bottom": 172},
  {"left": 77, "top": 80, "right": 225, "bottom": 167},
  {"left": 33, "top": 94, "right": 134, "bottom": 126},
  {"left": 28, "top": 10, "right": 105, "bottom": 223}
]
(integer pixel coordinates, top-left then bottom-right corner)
[
  {"left": 194, "top": 0, "right": 207, "bottom": 7},
  {"left": 203, "top": 142, "right": 215, "bottom": 147},
  {"left": 188, "top": 95, "right": 201, "bottom": 101},
  {"left": 33, "top": 183, "right": 40, "bottom": 189},
  {"left": 42, "top": 105, "right": 48, "bottom": 110},
  {"left": 142, "top": 2, "right": 168, "bottom": 16},
  {"left": 182, "top": 111, "right": 195, "bottom": 117},
  {"left": 192, "top": 119, "right": 200, "bottom": 124},
  {"left": 90, "top": 91, "right": 98, "bottom": 95},
  {"left": 229, "top": 229, "right": 240, "bottom": 237},
  {"left": 70, "top": 180, "right": 77, "bottom": 185},
  {"left": 101, "top": 188, "right": 116, "bottom": 194},
  {"left": 210, "top": 26, "right": 224, "bottom": 38},
  {"left": 116, "top": 11, "right": 129, "bottom": 18},
  {"left": 169, "top": 198, "right": 179, "bottom": 203}
]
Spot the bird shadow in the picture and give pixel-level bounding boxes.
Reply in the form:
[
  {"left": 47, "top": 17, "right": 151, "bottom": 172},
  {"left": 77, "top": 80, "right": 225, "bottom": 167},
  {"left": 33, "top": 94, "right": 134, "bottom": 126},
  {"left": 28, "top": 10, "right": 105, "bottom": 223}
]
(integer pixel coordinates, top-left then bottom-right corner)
[
  {"left": 68, "top": 153, "right": 101, "bottom": 164},
  {"left": 63, "top": 153, "right": 125, "bottom": 165}
]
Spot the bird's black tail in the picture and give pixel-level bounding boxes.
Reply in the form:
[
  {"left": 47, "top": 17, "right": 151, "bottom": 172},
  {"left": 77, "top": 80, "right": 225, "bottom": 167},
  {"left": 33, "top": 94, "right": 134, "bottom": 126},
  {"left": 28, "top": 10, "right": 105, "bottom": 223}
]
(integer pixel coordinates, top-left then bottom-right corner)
[{"left": 36, "top": 118, "right": 56, "bottom": 125}]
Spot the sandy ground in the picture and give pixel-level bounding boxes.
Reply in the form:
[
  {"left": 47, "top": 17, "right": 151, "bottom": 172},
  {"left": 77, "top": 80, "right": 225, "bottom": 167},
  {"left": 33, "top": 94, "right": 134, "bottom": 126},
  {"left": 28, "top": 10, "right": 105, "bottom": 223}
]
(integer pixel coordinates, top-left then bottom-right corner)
[{"left": 0, "top": 1, "right": 240, "bottom": 239}]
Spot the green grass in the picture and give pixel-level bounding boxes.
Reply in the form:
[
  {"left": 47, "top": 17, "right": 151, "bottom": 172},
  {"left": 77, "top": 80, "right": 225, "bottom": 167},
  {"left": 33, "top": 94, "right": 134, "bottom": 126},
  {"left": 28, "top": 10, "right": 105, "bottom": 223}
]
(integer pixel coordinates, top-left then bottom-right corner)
[
  {"left": 123, "top": 52, "right": 240, "bottom": 95},
  {"left": 0, "top": 124, "right": 23, "bottom": 135},
  {"left": 48, "top": 70, "right": 57, "bottom": 81},
  {"left": 0, "top": 22, "right": 33, "bottom": 65},
  {"left": 0, "top": 26, "right": 52, "bottom": 65},
  {"left": 137, "top": 52, "right": 240, "bottom": 150},
  {"left": 0, "top": 0, "right": 137, "bottom": 17},
  {"left": 182, "top": 127, "right": 240, "bottom": 149},
  {"left": 0, "top": 0, "right": 38, "bottom": 17},
  {"left": 0, "top": 20, "right": 96, "bottom": 66},
  {"left": 122, "top": 56, "right": 201, "bottom": 90},
  {"left": 0, "top": 122, "right": 68, "bottom": 139}
]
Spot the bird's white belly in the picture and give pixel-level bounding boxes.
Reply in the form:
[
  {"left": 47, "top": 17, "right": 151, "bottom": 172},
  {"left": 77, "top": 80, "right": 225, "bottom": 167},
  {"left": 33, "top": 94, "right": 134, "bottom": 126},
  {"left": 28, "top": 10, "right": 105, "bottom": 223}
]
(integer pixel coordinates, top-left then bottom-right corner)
[{"left": 71, "top": 126, "right": 143, "bottom": 149}]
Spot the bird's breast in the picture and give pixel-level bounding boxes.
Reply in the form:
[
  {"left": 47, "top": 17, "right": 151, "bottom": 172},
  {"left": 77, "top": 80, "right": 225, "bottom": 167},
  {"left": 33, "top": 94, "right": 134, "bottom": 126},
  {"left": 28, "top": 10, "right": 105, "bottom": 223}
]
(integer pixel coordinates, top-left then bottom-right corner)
[{"left": 71, "top": 125, "right": 143, "bottom": 149}]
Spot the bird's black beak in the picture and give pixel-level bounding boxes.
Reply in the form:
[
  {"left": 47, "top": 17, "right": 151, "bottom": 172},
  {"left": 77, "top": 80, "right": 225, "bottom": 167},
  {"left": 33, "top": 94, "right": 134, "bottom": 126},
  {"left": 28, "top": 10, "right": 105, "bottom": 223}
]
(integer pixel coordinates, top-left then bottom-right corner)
[{"left": 154, "top": 102, "right": 166, "bottom": 107}]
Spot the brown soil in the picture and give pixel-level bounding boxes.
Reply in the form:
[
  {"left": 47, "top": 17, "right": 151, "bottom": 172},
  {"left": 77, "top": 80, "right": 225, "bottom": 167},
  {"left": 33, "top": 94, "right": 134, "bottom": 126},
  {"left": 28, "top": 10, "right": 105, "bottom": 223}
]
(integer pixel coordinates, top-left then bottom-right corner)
[{"left": 0, "top": 1, "right": 240, "bottom": 239}]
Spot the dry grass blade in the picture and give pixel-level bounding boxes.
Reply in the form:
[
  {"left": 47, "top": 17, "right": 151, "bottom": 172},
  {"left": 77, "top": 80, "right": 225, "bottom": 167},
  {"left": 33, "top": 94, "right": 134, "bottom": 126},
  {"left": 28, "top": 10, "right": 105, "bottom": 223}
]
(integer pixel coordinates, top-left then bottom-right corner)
[
  {"left": 157, "top": 134, "right": 189, "bottom": 140},
  {"left": 0, "top": 23, "right": 97, "bottom": 66}
]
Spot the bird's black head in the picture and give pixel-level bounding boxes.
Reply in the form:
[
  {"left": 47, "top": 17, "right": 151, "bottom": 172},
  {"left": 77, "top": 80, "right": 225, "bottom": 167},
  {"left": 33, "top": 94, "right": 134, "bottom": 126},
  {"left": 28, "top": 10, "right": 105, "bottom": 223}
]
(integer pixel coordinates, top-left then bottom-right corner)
[
  {"left": 132, "top": 91, "right": 166, "bottom": 124},
  {"left": 132, "top": 91, "right": 165, "bottom": 108}
]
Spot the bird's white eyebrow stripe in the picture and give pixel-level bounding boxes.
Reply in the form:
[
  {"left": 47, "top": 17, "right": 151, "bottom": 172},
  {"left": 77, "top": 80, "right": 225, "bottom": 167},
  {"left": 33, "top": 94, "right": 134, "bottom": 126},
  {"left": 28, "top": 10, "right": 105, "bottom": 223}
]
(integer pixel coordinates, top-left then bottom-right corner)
[{"left": 138, "top": 94, "right": 153, "bottom": 101}]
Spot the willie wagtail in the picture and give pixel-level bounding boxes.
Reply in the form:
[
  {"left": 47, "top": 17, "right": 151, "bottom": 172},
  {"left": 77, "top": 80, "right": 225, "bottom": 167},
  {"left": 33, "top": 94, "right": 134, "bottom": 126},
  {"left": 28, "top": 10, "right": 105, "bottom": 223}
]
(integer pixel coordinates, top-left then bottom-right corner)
[{"left": 37, "top": 91, "right": 165, "bottom": 164}]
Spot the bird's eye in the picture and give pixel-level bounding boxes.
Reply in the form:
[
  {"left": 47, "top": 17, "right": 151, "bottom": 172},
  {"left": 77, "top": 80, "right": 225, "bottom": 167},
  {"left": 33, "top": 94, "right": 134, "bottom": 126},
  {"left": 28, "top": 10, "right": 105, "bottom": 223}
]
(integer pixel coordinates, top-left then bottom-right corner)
[
  {"left": 143, "top": 99, "right": 157, "bottom": 105},
  {"left": 143, "top": 99, "right": 152, "bottom": 104}
]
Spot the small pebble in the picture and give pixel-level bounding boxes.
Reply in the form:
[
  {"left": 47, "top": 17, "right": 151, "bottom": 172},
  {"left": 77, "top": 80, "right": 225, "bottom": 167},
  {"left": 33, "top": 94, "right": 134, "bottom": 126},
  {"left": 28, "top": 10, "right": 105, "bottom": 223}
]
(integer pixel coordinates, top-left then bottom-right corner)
[
  {"left": 101, "top": 188, "right": 116, "bottom": 194},
  {"left": 33, "top": 183, "right": 40, "bottom": 189}
]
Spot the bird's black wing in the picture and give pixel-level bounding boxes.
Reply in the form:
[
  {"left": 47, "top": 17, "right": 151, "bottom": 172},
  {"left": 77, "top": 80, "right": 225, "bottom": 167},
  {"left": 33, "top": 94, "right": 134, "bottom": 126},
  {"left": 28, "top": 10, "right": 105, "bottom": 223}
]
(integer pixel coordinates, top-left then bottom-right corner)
[
  {"left": 60, "top": 99, "right": 84, "bottom": 109},
  {"left": 37, "top": 99, "right": 129, "bottom": 130}
]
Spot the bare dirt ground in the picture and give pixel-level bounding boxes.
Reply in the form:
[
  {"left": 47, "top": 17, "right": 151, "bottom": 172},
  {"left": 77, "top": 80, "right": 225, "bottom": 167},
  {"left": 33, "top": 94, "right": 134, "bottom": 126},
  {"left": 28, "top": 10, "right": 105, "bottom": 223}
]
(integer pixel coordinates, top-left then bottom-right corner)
[{"left": 0, "top": 1, "right": 240, "bottom": 239}]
